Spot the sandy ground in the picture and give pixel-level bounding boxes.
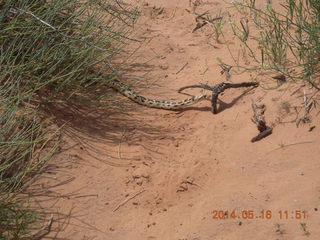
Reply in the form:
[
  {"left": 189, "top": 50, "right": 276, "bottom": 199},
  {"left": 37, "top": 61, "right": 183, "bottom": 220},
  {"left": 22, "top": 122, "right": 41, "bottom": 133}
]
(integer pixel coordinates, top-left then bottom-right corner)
[{"left": 33, "top": 0, "right": 320, "bottom": 239}]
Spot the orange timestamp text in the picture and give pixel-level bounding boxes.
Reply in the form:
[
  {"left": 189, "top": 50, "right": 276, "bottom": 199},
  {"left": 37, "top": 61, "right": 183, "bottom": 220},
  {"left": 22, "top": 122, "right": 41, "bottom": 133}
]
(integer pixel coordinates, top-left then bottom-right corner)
[{"left": 212, "top": 210, "right": 308, "bottom": 220}]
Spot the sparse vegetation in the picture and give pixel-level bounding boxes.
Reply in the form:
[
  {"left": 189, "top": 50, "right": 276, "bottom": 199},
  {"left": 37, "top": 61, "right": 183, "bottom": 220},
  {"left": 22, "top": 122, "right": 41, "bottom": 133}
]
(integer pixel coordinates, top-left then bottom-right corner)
[
  {"left": 228, "top": 0, "right": 320, "bottom": 90},
  {"left": 0, "top": 0, "right": 138, "bottom": 238},
  {"left": 210, "top": 11, "right": 225, "bottom": 43}
]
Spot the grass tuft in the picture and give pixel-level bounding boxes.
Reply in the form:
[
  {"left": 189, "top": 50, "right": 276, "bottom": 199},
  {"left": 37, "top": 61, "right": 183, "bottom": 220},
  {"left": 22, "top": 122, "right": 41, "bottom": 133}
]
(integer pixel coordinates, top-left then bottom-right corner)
[
  {"left": 0, "top": 0, "right": 139, "bottom": 238},
  {"left": 228, "top": 0, "right": 320, "bottom": 90}
]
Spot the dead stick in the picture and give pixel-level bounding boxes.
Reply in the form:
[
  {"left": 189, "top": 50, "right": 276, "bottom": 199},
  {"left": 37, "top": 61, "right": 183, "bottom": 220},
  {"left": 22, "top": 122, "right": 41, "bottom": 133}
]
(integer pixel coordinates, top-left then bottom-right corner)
[
  {"left": 251, "top": 101, "right": 272, "bottom": 142},
  {"left": 113, "top": 189, "right": 146, "bottom": 212},
  {"left": 251, "top": 127, "right": 272, "bottom": 142},
  {"left": 74, "top": 194, "right": 99, "bottom": 199},
  {"left": 176, "top": 62, "right": 188, "bottom": 74}
]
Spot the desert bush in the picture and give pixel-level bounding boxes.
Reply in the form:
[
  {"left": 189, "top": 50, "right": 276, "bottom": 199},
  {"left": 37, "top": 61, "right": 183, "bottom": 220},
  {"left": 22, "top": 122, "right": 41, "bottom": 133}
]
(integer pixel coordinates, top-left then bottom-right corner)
[
  {"left": 0, "top": 0, "right": 138, "bottom": 238},
  {"left": 228, "top": 0, "right": 319, "bottom": 90}
]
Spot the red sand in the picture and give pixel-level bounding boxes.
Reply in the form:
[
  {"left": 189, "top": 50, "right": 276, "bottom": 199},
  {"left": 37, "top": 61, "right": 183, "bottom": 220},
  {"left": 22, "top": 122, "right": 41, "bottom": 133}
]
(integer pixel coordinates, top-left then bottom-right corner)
[{"left": 34, "top": 1, "right": 320, "bottom": 239}]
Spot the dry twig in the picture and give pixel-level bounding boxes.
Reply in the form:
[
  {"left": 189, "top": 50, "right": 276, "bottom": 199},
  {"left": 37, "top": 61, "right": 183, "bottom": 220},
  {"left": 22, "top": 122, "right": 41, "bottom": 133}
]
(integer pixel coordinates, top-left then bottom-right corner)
[
  {"left": 113, "top": 189, "right": 146, "bottom": 212},
  {"left": 192, "top": 11, "right": 222, "bottom": 33},
  {"left": 219, "top": 63, "right": 232, "bottom": 81},
  {"left": 176, "top": 62, "right": 189, "bottom": 74},
  {"left": 240, "top": 17, "right": 249, "bottom": 41},
  {"left": 251, "top": 101, "right": 272, "bottom": 142}
]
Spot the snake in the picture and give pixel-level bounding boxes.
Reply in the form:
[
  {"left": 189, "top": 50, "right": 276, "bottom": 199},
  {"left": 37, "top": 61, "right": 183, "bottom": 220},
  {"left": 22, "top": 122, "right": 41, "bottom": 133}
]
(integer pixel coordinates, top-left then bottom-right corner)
[{"left": 109, "top": 79, "right": 258, "bottom": 114}]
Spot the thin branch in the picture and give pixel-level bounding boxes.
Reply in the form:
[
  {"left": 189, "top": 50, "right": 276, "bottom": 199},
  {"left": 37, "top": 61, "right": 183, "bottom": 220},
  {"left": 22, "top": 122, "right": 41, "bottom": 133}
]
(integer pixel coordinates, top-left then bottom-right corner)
[
  {"left": 113, "top": 189, "right": 146, "bottom": 212},
  {"left": 176, "top": 62, "right": 189, "bottom": 74}
]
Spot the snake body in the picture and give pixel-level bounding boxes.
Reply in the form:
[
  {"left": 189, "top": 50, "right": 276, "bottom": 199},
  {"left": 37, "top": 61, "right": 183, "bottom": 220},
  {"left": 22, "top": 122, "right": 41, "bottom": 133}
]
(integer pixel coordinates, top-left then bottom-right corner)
[
  {"left": 109, "top": 79, "right": 258, "bottom": 113},
  {"left": 109, "top": 79, "right": 212, "bottom": 109}
]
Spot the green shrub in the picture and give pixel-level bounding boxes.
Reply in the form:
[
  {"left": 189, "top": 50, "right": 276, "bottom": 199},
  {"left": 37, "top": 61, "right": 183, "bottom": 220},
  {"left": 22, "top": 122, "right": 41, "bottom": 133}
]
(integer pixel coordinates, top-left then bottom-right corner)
[
  {"left": 0, "top": 199, "right": 38, "bottom": 240},
  {"left": 229, "top": 0, "right": 320, "bottom": 89},
  {"left": 0, "top": 0, "right": 139, "bottom": 239}
]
